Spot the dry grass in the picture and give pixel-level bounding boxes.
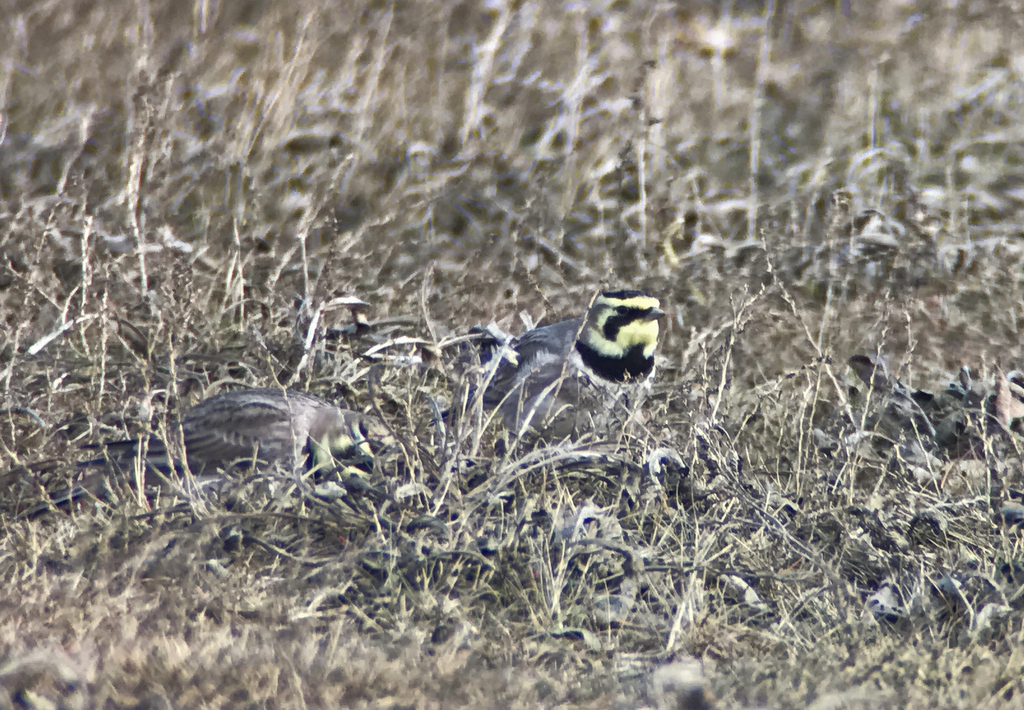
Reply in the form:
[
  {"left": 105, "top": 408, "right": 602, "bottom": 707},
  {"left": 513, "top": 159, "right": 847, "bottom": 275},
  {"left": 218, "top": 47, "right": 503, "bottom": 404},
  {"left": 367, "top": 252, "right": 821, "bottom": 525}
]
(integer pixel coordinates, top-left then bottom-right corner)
[{"left": 2, "top": 0, "right": 1024, "bottom": 707}]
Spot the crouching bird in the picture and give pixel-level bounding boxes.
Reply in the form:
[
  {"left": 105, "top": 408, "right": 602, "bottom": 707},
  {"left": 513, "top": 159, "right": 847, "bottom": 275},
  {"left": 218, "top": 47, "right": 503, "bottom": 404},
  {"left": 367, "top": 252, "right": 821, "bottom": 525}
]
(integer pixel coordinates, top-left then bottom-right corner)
[
  {"left": 28, "top": 387, "right": 389, "bottom": 515},
  {"left": 475, "top": 289, "right": 665, "bottom": 438}
]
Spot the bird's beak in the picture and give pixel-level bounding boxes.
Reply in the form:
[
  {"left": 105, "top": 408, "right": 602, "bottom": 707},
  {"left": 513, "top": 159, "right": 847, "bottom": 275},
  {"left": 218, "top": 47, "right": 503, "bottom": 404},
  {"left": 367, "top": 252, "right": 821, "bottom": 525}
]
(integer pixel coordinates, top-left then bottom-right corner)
[{"left": 646, "top": 307, "right": 666, "bottom": 321}]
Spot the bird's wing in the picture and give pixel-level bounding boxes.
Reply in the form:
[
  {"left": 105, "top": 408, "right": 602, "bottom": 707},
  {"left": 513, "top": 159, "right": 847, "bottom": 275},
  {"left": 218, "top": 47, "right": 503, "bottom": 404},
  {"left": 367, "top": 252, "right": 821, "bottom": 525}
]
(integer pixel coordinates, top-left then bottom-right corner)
[
  {"left": 180, "top": 389, "right": 314, "bottom": 465},
  {"left": 483, "top": 318, "right": 580, "bottom": 408}
]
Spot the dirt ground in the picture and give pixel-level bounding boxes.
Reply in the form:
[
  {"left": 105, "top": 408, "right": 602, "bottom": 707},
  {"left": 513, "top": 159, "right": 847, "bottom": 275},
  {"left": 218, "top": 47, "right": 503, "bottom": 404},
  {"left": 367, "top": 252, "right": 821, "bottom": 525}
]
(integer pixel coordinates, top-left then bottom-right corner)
[{"left": 2, "top": 1, "right": 1024, "bottom": 707}]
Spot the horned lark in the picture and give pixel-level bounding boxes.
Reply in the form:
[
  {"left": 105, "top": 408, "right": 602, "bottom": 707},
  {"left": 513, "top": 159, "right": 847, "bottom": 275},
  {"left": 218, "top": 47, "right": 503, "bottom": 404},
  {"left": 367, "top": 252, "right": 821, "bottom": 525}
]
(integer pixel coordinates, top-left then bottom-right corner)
[
  {"left": 93, "top": 387, "right": 388, "bottom": 474},
  {"left": 27, "top": 388, "right": 388, "bottom": 517},
  {"left": 477, "top": 289, "right": 665, "bottom": 437}
]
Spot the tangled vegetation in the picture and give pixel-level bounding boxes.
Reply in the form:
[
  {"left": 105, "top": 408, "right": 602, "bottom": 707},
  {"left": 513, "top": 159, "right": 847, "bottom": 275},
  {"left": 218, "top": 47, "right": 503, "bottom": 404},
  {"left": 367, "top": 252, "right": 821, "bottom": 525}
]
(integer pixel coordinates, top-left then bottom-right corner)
[{"left": 2, "top": 1, "right": 1024, "bottom": 707}]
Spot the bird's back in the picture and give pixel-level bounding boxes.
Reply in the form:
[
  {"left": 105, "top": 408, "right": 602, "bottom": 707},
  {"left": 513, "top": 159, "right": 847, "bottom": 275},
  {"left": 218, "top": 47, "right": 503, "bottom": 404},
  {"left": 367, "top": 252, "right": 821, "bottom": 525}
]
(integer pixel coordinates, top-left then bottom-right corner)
[
  {"left": 92, "top": 389, "right": 332, "bottom": 474},
  {"left": 482, "top": 317, "right": 581, "bottom": 410},
  {"left": 177, "top": 388, "right": 326, "bottom": 468}
]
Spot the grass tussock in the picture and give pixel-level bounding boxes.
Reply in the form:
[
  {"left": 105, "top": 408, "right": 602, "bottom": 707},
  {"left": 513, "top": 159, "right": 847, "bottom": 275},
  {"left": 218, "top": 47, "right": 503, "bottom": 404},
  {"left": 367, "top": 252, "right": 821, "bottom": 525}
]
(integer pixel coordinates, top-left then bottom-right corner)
[{"left": 2, "top": 0, "right": 1024, "bottom": 707}]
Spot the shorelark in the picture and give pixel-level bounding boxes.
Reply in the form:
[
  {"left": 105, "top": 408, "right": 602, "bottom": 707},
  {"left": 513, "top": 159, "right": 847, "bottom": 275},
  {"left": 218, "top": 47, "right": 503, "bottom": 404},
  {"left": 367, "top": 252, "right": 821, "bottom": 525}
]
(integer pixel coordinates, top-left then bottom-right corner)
[
  {"left": 91, "top": 387, "right": 388, "bottom": 474},
  {"left": 476, "top": 289, "right": 665, "bottom": 437},
  {"left": 27, "top": 388, "right": 389, "bottom": 516}
]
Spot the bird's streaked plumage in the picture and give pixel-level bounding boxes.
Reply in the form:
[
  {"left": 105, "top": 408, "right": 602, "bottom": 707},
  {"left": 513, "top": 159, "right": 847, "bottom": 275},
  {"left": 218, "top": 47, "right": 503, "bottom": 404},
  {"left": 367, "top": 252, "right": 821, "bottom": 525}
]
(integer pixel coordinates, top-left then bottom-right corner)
[
  {"left": 90, "top": 387, "right": 387, "bottom": 474},
  {"left": 28, "top": 388, "right": 388, "bottom": 516}
]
